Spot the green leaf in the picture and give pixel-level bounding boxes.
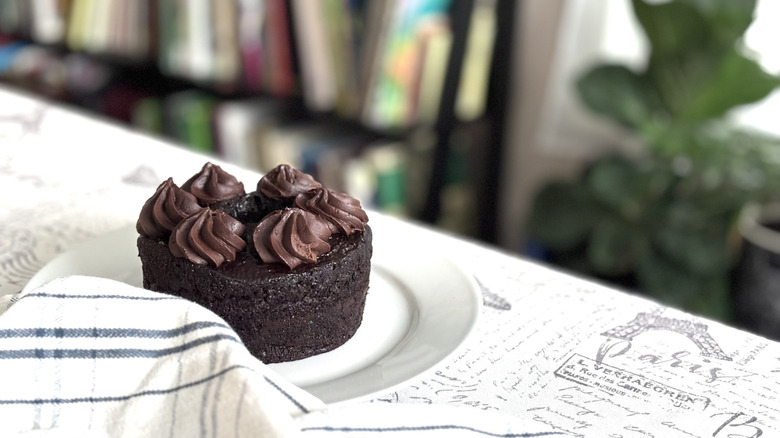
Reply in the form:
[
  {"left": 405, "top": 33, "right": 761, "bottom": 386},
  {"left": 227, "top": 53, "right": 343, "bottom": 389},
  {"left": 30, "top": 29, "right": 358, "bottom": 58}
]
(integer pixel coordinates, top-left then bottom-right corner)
[
  {"left": 576, "top": 65, "right": 655, "bottom": 129},
  {"left": 632, "top": 0, "right": 709, "bottom": 60},
  {"left": 637, "top": 251, "right": 701, "bottom": 302},
  {"left": 636, "top": 251, "right": 731, "bottom": 320},
  {"left": 653, "top": 223, "right": 730, "bottom": 275},
  {"left": 681, "top": 0, "right": 756, "bottom": 47},
  {"left": 585, "top": 156, "right": 644, "bottom": 219},
  {"left": 527, "top": 182, "right": 598, "bottom": 251},
  {"left": 632, "top": 0, "right": 771, "bottom": 120},
  {"left": 647, "top": 51, "right": 722, "bottom": 119},
  {"left": 587, "top": 219, "right": 644, "bottom": 275},
  {"left": 680, "top": 50, "right": 780, "bottom": 121}
]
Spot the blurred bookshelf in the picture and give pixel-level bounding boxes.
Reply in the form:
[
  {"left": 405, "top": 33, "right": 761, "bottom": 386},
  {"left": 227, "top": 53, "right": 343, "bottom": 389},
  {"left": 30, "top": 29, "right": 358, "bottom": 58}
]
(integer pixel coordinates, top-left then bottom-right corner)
[{"left": 0, "top": 0, "right": 514, "bottom": 244}]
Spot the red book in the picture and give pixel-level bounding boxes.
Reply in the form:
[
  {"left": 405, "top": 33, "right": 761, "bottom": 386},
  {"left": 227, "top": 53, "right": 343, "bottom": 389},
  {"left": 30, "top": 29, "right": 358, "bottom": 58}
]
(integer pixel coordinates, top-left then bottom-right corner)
[{"left": 266, "top": 0, "right": 293, "bottom": 97}]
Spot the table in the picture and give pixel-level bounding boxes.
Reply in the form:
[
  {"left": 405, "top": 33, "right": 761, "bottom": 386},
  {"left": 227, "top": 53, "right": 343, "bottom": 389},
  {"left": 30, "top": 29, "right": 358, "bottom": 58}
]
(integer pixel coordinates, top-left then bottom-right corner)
[{"left": 2, "top": 85, "right": 779, "bottom": 437}]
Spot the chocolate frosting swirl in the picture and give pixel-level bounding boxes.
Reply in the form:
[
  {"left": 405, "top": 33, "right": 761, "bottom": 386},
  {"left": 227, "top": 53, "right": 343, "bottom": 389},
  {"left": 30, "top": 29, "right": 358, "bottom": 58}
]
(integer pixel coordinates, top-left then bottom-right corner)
[
  {"left": 258, "top": 164, "right": 322, "bottom": 200},
  {"left": 252, "top": 208, "right": 333, "bottom": 269},
  {"left": 295, "top": 188, "right": 368, "bottom": 235},
  {"left": 137, "top": 178, "right": 202, "bottom": 239},
  {"left": 169, "top": 208, "right": 247, "bottom": 267},
  {"left": 182, "top": 162, "right": 245, "bottom": 205}
]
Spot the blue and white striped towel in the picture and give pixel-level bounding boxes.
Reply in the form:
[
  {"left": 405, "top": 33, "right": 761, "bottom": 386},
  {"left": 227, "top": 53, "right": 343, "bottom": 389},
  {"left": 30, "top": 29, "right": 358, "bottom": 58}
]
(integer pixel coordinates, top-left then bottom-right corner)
[{"left": 0, "top": 276, "right": 567, "bottom": 437}]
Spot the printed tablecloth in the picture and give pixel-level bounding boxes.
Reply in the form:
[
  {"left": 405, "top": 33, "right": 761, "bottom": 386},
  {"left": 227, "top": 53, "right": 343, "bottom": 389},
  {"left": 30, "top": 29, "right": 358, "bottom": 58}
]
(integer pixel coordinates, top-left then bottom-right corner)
[{"left": 2, "top": 85, "right": 779, "bottom": 437}]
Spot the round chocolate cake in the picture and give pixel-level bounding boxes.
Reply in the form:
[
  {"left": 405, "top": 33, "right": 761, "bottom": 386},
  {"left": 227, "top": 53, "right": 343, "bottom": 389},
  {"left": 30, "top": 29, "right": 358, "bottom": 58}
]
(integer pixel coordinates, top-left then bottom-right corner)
[{"left": 136, "top": 163, "right": 372, "bottom": 363}]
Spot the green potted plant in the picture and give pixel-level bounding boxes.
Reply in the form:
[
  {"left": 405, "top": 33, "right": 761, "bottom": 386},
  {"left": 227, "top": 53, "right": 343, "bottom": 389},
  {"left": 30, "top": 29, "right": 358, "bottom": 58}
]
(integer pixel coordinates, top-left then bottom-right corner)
[{"left": 527, "top": 0, "right": 780, "bottom": 321}]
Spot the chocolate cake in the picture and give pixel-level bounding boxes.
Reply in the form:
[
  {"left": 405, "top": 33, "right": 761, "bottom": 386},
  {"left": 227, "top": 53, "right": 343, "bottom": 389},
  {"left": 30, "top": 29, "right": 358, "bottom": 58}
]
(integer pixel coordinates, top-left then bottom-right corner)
[{"left": 136, "top": 163, "right": 372, "bottom": 363}]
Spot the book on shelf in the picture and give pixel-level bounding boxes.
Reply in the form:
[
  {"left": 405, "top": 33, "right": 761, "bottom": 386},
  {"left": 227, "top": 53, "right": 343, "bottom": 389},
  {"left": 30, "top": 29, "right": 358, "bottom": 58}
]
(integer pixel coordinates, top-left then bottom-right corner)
[
  {"left": 108, "top": 0, "right": 128, "bottom": 54},
  {"left": 65, "top": 0, "right": 153, "bottom": 59},
  {"left": 290, "top": 0, "right": 337, "bottom": 112},
  {"left": 316, "top": 138, "right": 367, "bottom": 195},
  {"left": 361, "top": 140, "right": 408, "bottom": 215},
  {"left": 256, "top": 121, "right": 346, "bottom": 173},
  {"left": 411, "top": 16, "right": 451, "bottom": 126},
  {"left": 322, "top": 0, "right": 360, "bottom": 118},
  {"left": 304, "top": 134, "right": 369, "bottom": 192},
  {"left": 360, "top": 0, "right": 453, "bottom": 130},
  {"left": 0, "top": 41, "right": 30, "bottom": 74},
  {"left": 63, "top": 53, "right": 114, "bottom": 95},
  {"left": 186, "top": 0, "right": 215, "bottom": 82},
  {"left": 0, "top": 1, "right": 27, "bottom": 37},
  {"left": 212, "top": 0, "right": 240, "bottom": 84},
  {"left": 264, "top": 0, "right": 294, "bottom": 97},
  {"left": 8, "top": 0, "right": 485, "bottom": 130},
  {"left": 29, "top": 0, "right": 68, "bottom": 44},
  {"left": 454, "top": 0, "right": 497, "bottom": 122},
  {"left": 98, "top": 83, "right": 155, "bottom": 123},
  {"left": 163, "top": 89, "right": 217, "bottom": 154},
  {"left": 293, "top": 0, "right": 441, "bottom": 121},
  {"left": 156, "top": 0, "right": 295, "bottom": 91},
  {"left": 158, "top": 0, "right": 219, "bottom": 83},
  {"left": 0, "top": 0, "right": 507, "bottom": 227},
  {"left": 87, "top": 0, "right": 111, "bottom": 53},
  {"left": 66, "top": 0, "right": 90, "bottom": 50},
  {"left": 212, "top": 98, "right": 284, "bottom": 170},
  {"left": 131, "top": 96, "right": 164, "bottom": 134},
  {"left": 356, "top": 0, "right": 394, "bottom": 121},
  {"left": 436, "top": 117, "right": 492, "bottom": 237},
  {"left": 157, "top": 0, "right": 177, "bottom": 74},
  {"left": 236, "top": 0, "right": 263, "bottom": 91}
]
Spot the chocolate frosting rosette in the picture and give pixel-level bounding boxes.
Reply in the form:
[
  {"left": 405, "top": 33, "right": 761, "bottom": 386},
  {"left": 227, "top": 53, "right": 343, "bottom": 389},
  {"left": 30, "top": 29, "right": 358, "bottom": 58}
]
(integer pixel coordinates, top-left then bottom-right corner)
[
  {"left": 258, "top": 164, "right": 322, "bottom": 200},
  {"left": 252, "top": 208, "right": 333, "bottom": 269},
  {"left": 137, "top": 178, "right": 203, "bottom": 240},
  {"left": 169, "top": 208, "right": 246, "bottom": 267},
  {"left": 182, "top": 162, "right": 246, "bottom": 205},
  {"left": 294, "top": 187, "right": 368, "bottom": 235}
]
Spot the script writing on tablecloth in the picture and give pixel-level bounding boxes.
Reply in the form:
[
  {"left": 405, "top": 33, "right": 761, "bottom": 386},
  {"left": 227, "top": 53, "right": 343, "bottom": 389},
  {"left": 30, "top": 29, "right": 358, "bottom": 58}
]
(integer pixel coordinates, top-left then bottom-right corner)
[
  {"left": 555, "top": 354, "right": 710, "bottom": 411},
  {"left": 388, "top": 262, "right": 780, "bottom": 438},
  {"left": 537, "top": 307, "right": 777, "bottom": 437}
]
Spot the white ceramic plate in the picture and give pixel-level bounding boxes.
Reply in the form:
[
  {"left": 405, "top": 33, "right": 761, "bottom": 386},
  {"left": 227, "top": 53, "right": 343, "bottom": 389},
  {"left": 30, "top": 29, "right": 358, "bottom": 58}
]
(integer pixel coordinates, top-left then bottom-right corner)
[{"left": 22, "top": 217, "right": 482, "bottom": 405}]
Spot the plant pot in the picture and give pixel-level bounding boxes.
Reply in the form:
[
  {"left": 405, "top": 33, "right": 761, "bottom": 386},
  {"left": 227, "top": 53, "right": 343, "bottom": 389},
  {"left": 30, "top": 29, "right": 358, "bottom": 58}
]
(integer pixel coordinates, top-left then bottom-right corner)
[{"left": 732, "top": 203, "right": 780, "bottom": 340}]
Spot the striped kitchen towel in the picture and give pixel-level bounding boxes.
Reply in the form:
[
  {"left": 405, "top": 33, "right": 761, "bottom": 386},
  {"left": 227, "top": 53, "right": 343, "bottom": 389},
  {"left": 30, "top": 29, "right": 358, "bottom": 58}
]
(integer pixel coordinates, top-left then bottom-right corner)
[{"left": 0, "top": 276, "right": 567, "bottom": 437}]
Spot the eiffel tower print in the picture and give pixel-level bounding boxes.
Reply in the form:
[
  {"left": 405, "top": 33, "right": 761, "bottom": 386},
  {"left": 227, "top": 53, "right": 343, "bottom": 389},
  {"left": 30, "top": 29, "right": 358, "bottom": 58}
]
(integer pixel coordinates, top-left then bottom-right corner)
[{"left": 601, "top": 308, "right": 732, "bottom": 361}]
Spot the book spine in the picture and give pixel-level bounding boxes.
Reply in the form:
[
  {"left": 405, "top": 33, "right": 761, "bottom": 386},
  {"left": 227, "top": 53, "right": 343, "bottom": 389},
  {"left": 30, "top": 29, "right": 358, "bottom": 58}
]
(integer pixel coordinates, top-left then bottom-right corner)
[{"left": 267, "top": 0, "right": 293, "bottom": 97}]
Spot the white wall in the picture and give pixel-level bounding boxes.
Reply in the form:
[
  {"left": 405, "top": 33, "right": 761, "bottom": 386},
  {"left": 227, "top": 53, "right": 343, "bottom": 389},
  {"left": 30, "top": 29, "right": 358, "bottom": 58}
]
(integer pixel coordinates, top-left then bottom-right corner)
[{"left": 498, "top": 0, "right": 582, "bottom": 253}]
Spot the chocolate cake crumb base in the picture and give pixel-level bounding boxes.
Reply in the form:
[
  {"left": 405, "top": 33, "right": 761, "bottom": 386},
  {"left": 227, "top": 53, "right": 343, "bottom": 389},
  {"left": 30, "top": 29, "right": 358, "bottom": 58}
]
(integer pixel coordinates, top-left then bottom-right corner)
[{"left": 137, "top": 226, "right": 372, "bottom": 363}]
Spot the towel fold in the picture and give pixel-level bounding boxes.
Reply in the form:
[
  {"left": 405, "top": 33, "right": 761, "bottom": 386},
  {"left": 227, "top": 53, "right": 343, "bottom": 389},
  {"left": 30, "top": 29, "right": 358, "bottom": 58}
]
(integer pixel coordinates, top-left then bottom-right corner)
[{"left": 0, "top": 276, "right": 567, "bottom": 437}]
